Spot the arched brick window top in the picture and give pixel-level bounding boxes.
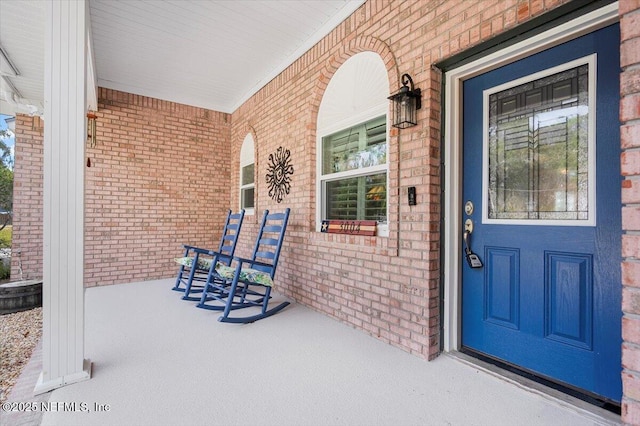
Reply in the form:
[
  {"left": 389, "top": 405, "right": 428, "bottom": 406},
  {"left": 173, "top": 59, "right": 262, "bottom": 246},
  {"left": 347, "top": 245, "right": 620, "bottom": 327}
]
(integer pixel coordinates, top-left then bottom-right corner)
[{"left": 316, "top": 51, "right": 390, "bottom": 237}]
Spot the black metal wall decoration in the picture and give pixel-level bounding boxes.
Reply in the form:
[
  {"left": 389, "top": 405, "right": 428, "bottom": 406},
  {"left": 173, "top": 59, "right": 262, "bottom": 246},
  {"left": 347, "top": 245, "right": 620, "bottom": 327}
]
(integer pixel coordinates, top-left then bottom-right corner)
[{"left": 266, "top": 146, "right": 294, "bottom": 203}]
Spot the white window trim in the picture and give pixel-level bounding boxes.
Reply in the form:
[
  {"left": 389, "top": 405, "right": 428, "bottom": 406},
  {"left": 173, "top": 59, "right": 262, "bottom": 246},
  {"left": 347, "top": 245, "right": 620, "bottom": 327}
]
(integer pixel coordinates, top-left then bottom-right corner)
[
  {"left": 442, "top": 3, "right": 618, "bottom": 353},
  {"left": 316, "top": 105, "right": 389, "bottom": 236}
]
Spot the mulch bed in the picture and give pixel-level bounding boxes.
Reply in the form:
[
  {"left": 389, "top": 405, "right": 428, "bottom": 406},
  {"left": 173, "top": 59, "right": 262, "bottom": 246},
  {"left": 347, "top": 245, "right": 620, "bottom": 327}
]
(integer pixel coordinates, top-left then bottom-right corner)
[{"left": 0, "top": 307, "right": 42, "bottom": 404}]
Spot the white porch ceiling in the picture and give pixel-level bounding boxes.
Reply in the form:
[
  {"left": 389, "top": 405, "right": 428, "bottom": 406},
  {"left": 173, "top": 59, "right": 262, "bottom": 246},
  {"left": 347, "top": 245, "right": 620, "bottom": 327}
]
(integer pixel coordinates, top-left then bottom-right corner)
[
  {"left": 0, "top": 0, "right": 365, "bottom": 116},
  {"left": 0, "top": 0, "right": 46, "bottom": 116}
]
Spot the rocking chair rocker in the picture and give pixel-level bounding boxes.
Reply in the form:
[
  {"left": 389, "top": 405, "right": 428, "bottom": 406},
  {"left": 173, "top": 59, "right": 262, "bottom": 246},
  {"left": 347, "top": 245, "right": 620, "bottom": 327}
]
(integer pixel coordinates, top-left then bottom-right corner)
[
  {"left": 196, "top": 208, "right": 290, "bottom": 323},
  {"left": 172, "top": 209, "right": 245, "bottom": 301}
]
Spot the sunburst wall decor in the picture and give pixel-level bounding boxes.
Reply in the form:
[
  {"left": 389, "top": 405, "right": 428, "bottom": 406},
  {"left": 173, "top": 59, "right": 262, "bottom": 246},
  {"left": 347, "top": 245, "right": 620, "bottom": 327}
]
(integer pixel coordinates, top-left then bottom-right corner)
[{"left": 265, "top": 146, "right": 294, "bottom": 203}]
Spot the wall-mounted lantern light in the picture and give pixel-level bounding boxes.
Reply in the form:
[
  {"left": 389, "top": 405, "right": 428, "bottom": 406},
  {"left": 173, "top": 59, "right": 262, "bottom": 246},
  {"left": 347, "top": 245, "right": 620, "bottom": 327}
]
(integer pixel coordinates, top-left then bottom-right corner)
[{"left": 388, "top": 73, "right": 421, "bottom": 129}]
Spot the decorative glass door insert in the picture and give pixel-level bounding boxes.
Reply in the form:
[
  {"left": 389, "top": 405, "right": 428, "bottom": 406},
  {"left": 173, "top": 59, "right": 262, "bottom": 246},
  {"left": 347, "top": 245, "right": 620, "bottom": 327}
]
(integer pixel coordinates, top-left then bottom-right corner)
[{"left": 483, "top": 57, "right": 595, "bottom": 225}]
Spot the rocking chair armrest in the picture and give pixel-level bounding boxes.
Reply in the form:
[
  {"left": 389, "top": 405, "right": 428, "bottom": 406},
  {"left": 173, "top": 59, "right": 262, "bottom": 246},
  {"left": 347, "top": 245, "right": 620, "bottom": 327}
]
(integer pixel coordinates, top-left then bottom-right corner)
[
  {"left": 187, "top": 246, "right": 220, "bottom": 256},
  {"left": 232, "top": 256, "right": 272, "bottom": 269},
  {"left": 198, "top": 249, "right": 234, "bottom": 264},
  {"left": 184, "top": 246, "right": 232, "bottom": 262}
]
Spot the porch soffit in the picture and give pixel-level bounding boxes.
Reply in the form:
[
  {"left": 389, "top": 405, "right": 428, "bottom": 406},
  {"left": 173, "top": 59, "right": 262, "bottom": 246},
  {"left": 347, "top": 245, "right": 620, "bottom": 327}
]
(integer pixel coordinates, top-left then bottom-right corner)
[{"left": 0, "top": 0, "right": 365, "bottom": 116}]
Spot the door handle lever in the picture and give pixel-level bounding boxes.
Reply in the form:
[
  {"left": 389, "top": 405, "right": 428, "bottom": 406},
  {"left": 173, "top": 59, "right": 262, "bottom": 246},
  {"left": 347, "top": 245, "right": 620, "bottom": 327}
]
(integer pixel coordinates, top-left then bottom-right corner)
[
  {"left": 463, "top": 225, "right": 483, "bottom": 269},
  {"left": 463, "top": 230, "right": 471, "bottom": 254}
]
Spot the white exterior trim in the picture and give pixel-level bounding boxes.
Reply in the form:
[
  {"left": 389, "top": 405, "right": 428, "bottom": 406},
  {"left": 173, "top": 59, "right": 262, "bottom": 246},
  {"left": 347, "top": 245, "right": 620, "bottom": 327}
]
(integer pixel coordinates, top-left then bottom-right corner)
[
  {"left": 86, "top": 7, "right": 98, "bottom": 113},
  {"left": 442, "top": 3, "right": 618, "bottom": 352},
  {"left": 36, "top": 0, "right": 91, "bottom": 395}
]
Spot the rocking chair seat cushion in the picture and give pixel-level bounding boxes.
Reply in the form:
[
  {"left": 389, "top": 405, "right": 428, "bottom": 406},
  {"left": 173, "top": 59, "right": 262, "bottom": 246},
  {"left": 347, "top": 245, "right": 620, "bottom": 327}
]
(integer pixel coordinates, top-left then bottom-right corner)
[
  {"left": 174, "top": 256, "right": 216, "bottom": 271},
  {"left": 215, "top": 264, "right": 274, "bottom": 287}
]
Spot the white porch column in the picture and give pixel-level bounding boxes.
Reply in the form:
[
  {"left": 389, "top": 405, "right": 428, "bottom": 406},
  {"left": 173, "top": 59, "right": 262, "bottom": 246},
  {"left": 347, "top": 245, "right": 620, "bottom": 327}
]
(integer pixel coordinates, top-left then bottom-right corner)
[{"left": 35, "top": 0, "right": 91, "bottom": 394}]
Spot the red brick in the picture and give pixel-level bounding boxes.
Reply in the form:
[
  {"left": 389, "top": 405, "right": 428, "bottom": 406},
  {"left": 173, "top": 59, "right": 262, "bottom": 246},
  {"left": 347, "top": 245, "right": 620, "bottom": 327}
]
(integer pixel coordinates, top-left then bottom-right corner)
[
  {"left": 622, "top": 67, "right": 640, "bottom": 97},
  {"left": 621, "top": 93, "right": 640, "bottom": 122},
  {"left": 622, "top": 38, "right": 640, "bottom": 68},
  {"left": 11, "top": 115, "right": 44, "bottom": 280},
  {"left": 623, "top": 343, "right": 640, "bottom": 371},
  {"left": 623, "top": 151, "right": 640, "bottom": 176},
  {"left": 623, "top": 235, "right": 640, "bottom": 258},
  {"left": 623, "top": 179, "right": 640, "bottom": 204},
  {"left": 620, "top": 0, "right": 640, "bottom": 15},
  {"left": 623, "top": 207, "right": 640, "bottom": 231},
  {"left": 623, "top": 371, "right": 640, "bottom": 401},
  {"left": 517, "top": 1, "right": 529, "bottom": 21},
  {"left": 623, "top": 398, "right": 640, "bottom": 426},
  {"left": 622, "top": 10, "right": 640, "bottom": 41},
  {"left": 624, "top": 288, "right": 640, "bottom": 315},
  {"left": 624, "top": 316, "right": 640, "bottom": 346},
  {"left": 623, "top": 262, "right": 640, "bottom": 287},
  {"left": 622, "top": 124, "right": 640, "bottom": 149},
  {"left": 530, "top": 0, "right": 544, "bottom": 16}
]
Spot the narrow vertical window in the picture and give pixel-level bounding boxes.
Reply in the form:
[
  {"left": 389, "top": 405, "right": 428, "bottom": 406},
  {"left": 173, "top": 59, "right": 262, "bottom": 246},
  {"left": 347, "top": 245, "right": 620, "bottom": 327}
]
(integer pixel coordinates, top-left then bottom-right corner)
[{"left": 240, "top": 134, "right": 255, "bottom": 214}]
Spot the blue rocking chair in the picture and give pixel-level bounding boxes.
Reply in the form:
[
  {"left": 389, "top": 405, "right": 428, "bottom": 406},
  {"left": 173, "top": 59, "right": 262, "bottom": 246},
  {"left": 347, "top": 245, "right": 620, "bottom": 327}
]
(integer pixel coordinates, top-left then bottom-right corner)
[
  {"left": 172, "top": 209, "right": 245, "bottom": 301},
  {"left": 196, "top": 208, "right": 290, "bottom": 323}
]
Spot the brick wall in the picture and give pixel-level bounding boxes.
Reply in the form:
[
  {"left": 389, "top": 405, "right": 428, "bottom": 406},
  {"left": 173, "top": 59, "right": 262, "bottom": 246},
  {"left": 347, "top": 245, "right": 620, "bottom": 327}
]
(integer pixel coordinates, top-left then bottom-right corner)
[
  {"left": 229, "top": 0, "right": 571, "bottom": 359},
  {"left": 84, "top": 88, "right": 231, "bottom": 286},
  {"left": 620, "top": 1, "right": 640, "bottom": 424},
  {"left": 15, "top": 0, "right": 639, "bottom": 410},
  {"left": 11, "top": 115, "right": 44, "bottom": 281},
  {"left": 11, "top": 93, "right": 231, "bottom": 285}
]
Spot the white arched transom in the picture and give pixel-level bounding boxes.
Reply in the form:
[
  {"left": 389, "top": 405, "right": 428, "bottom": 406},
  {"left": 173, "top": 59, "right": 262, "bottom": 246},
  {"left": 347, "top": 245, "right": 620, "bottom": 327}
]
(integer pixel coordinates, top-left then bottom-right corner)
[
  {"left": 318, "top": 51, "right": 389, "bottom": 133},
  {"left": 240, "top": 133, "right": 255, "bottom": 167}
]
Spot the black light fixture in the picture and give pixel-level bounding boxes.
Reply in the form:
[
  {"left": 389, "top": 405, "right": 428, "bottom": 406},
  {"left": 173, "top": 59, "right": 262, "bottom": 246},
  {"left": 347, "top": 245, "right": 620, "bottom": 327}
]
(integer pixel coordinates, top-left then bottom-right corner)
[{"left": 388, "top": 73, "right": 421, "bottom": 129}]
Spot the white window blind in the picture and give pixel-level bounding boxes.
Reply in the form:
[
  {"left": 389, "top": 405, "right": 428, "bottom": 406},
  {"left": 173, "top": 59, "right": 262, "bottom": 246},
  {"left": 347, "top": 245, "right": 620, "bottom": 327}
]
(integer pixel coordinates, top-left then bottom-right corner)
[{"left": 321, "top": 116, "right": 387, "bottom": 222}]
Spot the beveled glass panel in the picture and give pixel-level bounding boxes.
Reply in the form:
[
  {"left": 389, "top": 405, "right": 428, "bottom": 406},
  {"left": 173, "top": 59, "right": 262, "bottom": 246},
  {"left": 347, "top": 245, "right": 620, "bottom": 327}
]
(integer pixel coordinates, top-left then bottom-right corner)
[{"left": 487, "top": 65, "right": 590, "bottom": 221}]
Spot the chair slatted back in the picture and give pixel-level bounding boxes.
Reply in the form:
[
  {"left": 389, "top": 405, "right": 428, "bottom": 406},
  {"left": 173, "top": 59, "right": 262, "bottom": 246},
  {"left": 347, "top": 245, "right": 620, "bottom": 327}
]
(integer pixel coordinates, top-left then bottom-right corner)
[
  {"left": 249, "top": 209, "right": 290, "bottom": 277},
  {"left": 217, "top": 210, "right": 245, "bottom": 262}
]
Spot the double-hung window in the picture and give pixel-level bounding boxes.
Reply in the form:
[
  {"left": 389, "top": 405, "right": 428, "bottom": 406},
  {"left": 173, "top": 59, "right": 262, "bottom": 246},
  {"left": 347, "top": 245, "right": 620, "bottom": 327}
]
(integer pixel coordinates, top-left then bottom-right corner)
[
  {"left": 240, "top": 134, "right": 255, "bottom": 214},
  {"left": 316, "top": 51, "right": 390, "bottom": 236},
  {"left": 240, "top": 163, "right": 254, "bottom": 210},
  {"left": 320, "top": 115, "right": 388, "bottom": 234}
]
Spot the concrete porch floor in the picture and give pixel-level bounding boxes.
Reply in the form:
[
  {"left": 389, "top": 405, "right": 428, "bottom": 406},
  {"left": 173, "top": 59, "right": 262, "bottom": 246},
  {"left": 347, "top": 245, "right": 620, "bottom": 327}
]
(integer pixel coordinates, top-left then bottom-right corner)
[{"left": 11, "top": 279, "right": 622, "bottom": 425}]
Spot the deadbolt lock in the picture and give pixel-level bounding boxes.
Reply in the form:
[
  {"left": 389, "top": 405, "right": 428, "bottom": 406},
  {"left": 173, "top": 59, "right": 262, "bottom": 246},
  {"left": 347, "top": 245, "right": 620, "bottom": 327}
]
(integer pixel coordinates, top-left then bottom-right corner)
[{"left": 464, "top": 201, "right": 474, "bottom": 216}]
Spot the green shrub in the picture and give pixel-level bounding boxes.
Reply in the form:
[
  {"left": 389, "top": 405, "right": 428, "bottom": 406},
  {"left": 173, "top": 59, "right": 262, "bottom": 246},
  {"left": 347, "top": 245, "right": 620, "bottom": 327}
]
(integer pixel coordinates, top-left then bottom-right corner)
[
  {"left": 0, "top": 225, "right": 11, "bottom": 249},
  {"left": 0, "top": 225, "right": 11, "bottom": 280},
  {"left": 0, "top": 260, "right": 9, "bottom": 280}
]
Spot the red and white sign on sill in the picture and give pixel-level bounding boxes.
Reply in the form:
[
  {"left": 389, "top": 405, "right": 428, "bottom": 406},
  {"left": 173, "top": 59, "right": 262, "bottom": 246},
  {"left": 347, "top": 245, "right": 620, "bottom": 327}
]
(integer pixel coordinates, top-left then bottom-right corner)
[{"left": 320, "top": 220, "right": 376, "bottom": 236}]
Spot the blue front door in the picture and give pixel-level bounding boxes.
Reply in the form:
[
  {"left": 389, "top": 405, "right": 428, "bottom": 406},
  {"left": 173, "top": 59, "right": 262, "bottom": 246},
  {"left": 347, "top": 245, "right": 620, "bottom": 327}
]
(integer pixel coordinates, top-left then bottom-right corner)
[{"left": 461, "top": 24, "right": 621, "bottom": 403}]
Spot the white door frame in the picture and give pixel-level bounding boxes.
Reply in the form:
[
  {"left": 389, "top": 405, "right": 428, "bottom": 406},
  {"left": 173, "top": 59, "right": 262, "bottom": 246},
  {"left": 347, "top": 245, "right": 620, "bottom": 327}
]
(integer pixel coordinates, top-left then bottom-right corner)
[{"left": 442, "top": 3, "right": 619, "bottom": 352}]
